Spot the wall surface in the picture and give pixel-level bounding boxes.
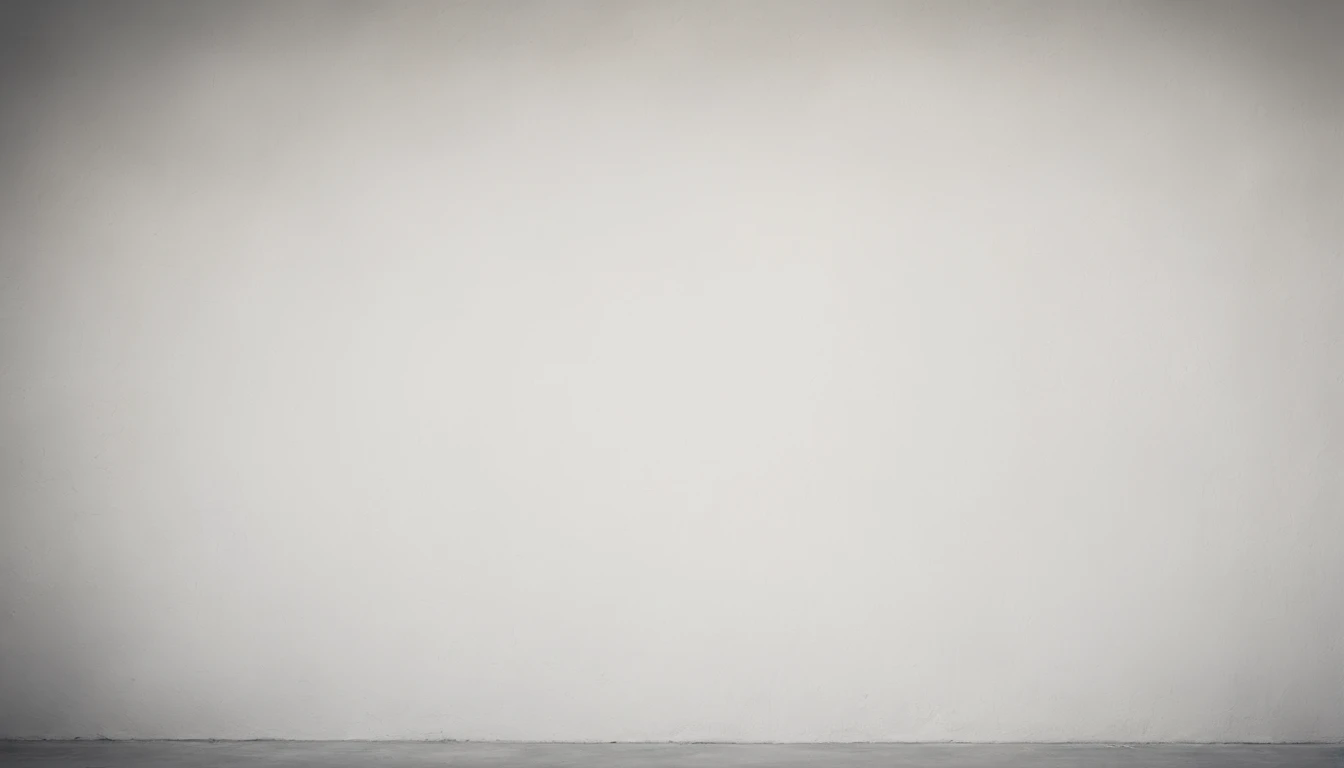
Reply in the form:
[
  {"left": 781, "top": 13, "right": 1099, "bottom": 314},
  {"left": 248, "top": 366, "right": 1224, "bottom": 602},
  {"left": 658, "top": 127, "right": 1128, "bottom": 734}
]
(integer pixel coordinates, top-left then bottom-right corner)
[{"left": 1, "top": 0, "right": 1341, "bottom": 743}]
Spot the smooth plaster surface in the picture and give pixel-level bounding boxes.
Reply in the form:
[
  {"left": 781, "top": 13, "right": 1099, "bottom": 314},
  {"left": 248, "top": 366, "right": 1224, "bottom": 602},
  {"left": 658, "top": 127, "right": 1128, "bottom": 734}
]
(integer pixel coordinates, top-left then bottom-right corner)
[
  {"left": 1, "top": 0, "right": 1342, "bottom": 743},
  {"left": 2, "top": 742, "right": 1344, "bottom": 768}
]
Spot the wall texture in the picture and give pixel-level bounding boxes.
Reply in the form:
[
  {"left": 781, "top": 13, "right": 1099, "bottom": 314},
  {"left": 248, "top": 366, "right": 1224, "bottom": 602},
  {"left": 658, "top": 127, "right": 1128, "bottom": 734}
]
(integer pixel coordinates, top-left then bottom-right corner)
[{"left": 1, "top": 0, "right": 1341, "bottom": 743}]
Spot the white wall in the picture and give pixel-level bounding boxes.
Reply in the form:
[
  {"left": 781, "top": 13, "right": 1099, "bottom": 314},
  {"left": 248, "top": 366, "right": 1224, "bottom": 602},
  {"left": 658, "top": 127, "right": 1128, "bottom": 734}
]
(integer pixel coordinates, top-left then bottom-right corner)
[{"left": 1, "top": 1, "right": 1341, "bottom": 743}]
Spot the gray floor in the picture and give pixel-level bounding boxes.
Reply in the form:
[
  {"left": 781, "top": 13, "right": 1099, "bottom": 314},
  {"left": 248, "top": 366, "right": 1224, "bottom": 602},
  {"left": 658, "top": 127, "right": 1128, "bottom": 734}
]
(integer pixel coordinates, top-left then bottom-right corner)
[{"left": 1, "top": 742, "right": 1341, "bottom": 768}]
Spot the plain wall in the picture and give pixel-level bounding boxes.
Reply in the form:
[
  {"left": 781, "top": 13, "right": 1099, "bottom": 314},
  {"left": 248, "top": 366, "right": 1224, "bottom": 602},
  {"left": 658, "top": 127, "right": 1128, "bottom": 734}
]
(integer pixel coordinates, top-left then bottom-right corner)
[{"left": 1, "top": 0, "right": 1341, "bottom": 743}]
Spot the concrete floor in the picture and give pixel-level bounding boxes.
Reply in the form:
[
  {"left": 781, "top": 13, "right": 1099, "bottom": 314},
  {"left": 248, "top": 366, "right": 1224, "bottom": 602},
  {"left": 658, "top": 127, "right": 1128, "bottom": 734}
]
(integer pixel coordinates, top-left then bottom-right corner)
[{"left": 0, "top": 742, "right": 1341, "bottom": 768}]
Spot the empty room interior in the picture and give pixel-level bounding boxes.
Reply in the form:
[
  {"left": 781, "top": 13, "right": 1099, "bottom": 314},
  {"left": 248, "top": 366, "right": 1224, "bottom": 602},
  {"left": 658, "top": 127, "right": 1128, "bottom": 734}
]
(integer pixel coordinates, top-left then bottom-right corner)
[{"left": 0, "top": 1, "right": 1341, "bottom": 766}]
